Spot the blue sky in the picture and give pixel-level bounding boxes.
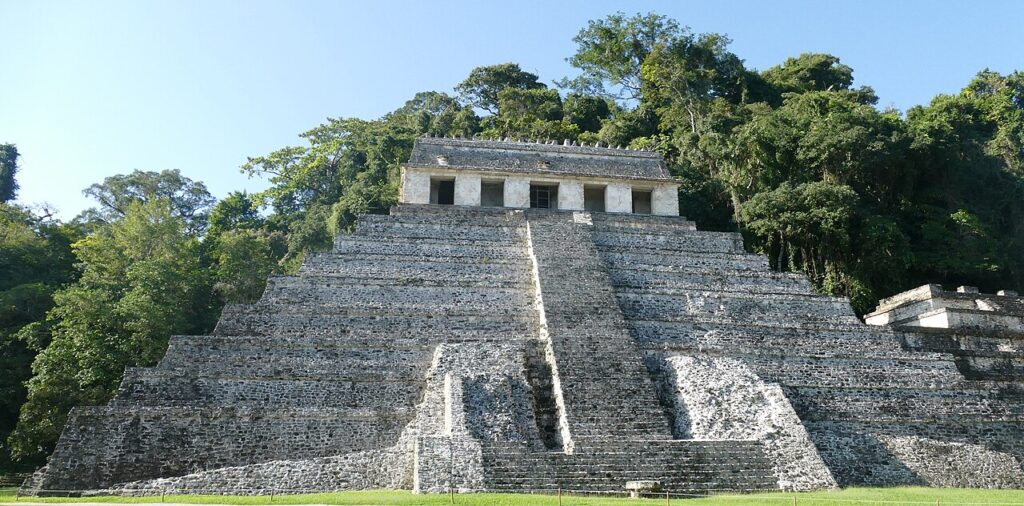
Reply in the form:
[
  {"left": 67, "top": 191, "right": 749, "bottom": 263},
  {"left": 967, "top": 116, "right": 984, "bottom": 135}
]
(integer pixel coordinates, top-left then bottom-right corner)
[{"left": 2, "top": 0, "right": 1022, "bottom": 219}]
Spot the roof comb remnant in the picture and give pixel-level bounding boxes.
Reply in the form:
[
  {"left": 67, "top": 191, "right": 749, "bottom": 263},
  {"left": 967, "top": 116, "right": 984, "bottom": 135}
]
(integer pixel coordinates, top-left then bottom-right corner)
[{"left": 406, "top": 136, "right": 671, "bottom": 181}]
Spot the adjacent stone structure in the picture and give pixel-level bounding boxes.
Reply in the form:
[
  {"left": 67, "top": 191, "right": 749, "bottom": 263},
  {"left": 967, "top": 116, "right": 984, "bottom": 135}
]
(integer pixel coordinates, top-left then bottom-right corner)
[
  {"left": 22, "top": 139, "right": 1024, "bottom": 496},
  {"left": 866, "top": 284, "right": 1024, "bottom": 331}
]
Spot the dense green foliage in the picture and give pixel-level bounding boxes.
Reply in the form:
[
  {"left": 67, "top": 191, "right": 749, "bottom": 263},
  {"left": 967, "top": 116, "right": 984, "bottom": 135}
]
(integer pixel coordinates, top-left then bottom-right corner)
[
  {"left": 0, "top": 145, "right": 19, "bottom": 203},
  {"left": 8, "top": 199, "right": 214, "bottom": 463},
  {"left": 2, "top": 11, "right": 1023, "bottom": 468},
  {"left": 1, "top": 174, "right": 282, "bottom": 465},
  {"left": 81, "top": 169, "right": 217, "bottom": 235},
  {"left": 0, "top": 204, "right": 79, "bottom": 471}
]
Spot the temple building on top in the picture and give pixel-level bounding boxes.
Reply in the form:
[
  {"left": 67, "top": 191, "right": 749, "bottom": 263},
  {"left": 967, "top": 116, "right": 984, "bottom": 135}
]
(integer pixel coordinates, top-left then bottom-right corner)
[{"left": 399, "top": 136, "right": 680, "bottom": 216}]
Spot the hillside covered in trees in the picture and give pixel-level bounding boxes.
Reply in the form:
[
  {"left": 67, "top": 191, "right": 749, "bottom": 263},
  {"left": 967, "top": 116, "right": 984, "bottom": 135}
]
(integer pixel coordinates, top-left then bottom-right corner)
[{"left": 1, "top": 12, "right": 1023, "bottom": 471}]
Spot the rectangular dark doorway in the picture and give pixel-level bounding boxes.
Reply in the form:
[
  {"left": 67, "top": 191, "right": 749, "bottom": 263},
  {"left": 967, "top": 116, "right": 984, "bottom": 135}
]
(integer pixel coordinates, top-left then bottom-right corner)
[
  {"left": 584, "top": 185, "right": 606, "bottom": 212},
  {"left": 481, "top": 180, "right": 505, "bottom": 207},
  {"left": 632, "top": 189, "right": 652, "bottom": 214},
  {"left": 530, "top": 184, "right": 558, "bottom": 209},
  {"left": 430, "top": 178, "right": 455, "bottom": 205}
]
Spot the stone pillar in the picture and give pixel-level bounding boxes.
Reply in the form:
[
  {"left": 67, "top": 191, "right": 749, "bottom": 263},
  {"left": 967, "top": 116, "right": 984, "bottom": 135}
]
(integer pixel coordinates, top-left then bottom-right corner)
[
  {"left": 504, "top": 176, "right": 530, "bottom": 208},
  {"left": 606, "top": 183, "right": 632, "bottom": 213},
  {"left": 412, "top": 375, "right": 484, "bottom": 494},
  {"left": 558, "top": 181, "right": 584, "bottom": 211},
  {"left": 402, "top": 170, "right": 431, "bottom": 204},
  {"left": 651, "top": 185, "right": 680, "bottom": 216},
  {"left": 454, "top": 174, "right": 481, "bottom": 206}
]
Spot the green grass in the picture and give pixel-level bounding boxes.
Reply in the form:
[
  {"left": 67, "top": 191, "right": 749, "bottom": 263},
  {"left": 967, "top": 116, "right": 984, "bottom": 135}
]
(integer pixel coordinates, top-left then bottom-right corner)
[{"left": 0, "top": 488, "right": 1022, "bottom": 506}]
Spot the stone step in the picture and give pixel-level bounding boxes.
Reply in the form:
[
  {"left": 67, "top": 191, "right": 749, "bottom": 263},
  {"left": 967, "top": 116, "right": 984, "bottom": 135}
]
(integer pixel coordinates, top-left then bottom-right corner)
[
  {"left": 482, "top": 439, "right": 768, "bottom": 452},
  {"left": 299, "top": 256, "right": 531, "bottom": 283},
  {"left": 592, "top": 230, "right": 745, "bottom": 254},
  {"left": 213, "top": 310, "right": 537, "bottom": 339},
  {"left": 482, "top": 462, "right": 775, "bottom": 475},
  {"left": 900, "top": 328, "right": 1024, "bottom": 358},
  {"left": 630, "top": 319, "right": 908, "bottom": 356},
  {"left": 786, "top": 384, "right": 1024, "bottom": 421},
  {"left": 113, "top": 371, "right": 425, "bottom": 409},
  {"left": 162, "top": 334, "right": 435, "bottom": 353},
  {"left": 560, "top": 423, "right": 673, "bottom": 438},
  {"left": 741, "top": 355, "right": 965, "bottom": 389},
  {"left": 628, "top": 315, "right": 878, "bottom": 333},
  {"left": 598, "top": 248, "right": 771, "bottom": 271},
  {"left": 644, "top": 350, "right": 963, "bottom": 390},
  {"left": 389, "top": 203, "right": 527, "bottom": 221},
  {"left": 215, "top": 306, "right": 533, "bottom": 331},
  {"left": 481, "top": 481, "right": 777, "bottom": 493},
  {"left": 154, "top": 345, "right": 434, "bottom": 377},
  {"left": 615, "top": 291, "right": 860, "bottom": 325},
  {"left": 259, "top": 281, "right": 530, "bottom": 310},
  {"left": 373, "top": 206, "right": 526, "bottom": 220},
  {"left": 953, "top": 355, "right": 1024, "bottom": 381},
  {"left": 483, "top": 470, "right": 776, "bottom": 479},
  {"left": 333, "top": 236, "right": 525, "bottom": 259},
  {"left": 354, "top": 221, "right": 527, "bottom": 243},
  {"left": 479, "top": 440, "right": 777, "bottom": 492},
  {"left": 307, "top": 251, "right": 526, "bottom": 267},
  {"left": 482, "top": 461, "right": 775, "bottom": 473},
  {"left": 274, "top": 270, "right": 532, "bottom": 290},
  {"left": 592, "top": 225, "right": 739, "bottom": 242},
  {"left": 482, "top": 467, "right": 775, "bottom": 478},
  {"left": 589, "top": 213, "right": 698, "bottom": 231},
  {"left": 609, "top": 269, "right": 812, "bottom": 295}
]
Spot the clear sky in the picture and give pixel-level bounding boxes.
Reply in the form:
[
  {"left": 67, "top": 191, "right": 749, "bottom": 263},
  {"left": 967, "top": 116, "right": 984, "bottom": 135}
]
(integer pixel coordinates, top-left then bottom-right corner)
[{"left": 2, "top": 0, "right": 1022, "bottom": 219}]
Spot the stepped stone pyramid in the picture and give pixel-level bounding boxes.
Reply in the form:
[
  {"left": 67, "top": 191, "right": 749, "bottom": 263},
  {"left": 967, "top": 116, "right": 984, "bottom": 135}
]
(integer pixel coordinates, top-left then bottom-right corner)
[{"left": 23, "top": 138, "right": 1024, "bottom": 495}]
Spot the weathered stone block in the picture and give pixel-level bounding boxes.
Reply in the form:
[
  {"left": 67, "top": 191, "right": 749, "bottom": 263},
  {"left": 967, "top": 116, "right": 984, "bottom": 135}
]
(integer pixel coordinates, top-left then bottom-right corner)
[{"left": 454, "top": 174, "right": 481, "bottom": 206}]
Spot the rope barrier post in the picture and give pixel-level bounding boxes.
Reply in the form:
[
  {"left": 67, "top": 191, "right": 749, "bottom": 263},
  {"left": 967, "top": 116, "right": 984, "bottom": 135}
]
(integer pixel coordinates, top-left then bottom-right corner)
[
  {"left": 792, "top": 495, "right": 797, "bottom": 506},
  {"left": 449, "top": 486, "right": 454, "bottom": 504},
  {"left": 558, "top": 487, "right": 562, "bottom": 506},
  {"left": 270, "top": 488, "right": 275, "bottom": 503},
  {"left": 14, "top": 489, "right": 19, "bottom": 502},
  {"left": 665, "top": 490, "right": 670, "bottom": 506},
  {"left": 161, "top": 488, "right": 165, "bottom": 503}
]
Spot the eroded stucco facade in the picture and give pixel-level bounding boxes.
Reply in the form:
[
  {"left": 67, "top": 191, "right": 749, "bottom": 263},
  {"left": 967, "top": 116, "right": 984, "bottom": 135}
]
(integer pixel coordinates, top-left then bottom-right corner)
[{"left": 400, "top": 166, "right": 680, "bottom": 217}]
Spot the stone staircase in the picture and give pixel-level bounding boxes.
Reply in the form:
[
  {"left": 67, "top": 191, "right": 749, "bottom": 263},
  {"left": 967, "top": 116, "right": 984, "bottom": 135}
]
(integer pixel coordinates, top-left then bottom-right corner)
[
  {"left": 525, "top": 211, "right": 673, "bottom": 442},
  {"left": 453, "top": 210, "right": 784, "bottom": 495},
  {"left": 480, "top": 440, "right": 777, "bottom": 493}
]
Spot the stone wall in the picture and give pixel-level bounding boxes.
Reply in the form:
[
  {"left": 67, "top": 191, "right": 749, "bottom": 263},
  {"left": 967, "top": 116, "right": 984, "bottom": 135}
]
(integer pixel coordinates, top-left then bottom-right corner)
[
  {"left": 399, "top": 165, "right": 680, "bottom": 216},
  {"left": 591, "top": 212, "right": 1024, "bottom": 489},
  {"left": 650, "top": 355, "right": 836, "bottom": 491}
]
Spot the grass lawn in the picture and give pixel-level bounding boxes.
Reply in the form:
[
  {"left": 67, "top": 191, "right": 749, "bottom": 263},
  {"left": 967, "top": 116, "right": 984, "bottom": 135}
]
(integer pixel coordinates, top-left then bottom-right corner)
[{"left": 1, "top": 487, "right": 1023, "bottom": 506}]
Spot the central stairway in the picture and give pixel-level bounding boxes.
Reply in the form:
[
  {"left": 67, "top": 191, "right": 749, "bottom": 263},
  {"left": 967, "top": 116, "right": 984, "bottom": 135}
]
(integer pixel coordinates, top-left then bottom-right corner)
[
  {"left": 465, "top": 210, "right": 779, "bottom": 494},
  {"left": 480, "top": 440, "right": 776, "bottom": 493},
  {"left": 525, "top": 211, "right": 672, "bottom": 442}
]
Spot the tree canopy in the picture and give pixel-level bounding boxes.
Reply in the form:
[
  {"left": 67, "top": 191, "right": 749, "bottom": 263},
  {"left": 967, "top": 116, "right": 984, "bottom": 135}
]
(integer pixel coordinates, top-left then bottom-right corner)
[
  {"left": 0, "top": 144, "right": 19, "bottom": 203},
  {"left": 81, "top": 169, "right": 215, "bottom": 235},
  {"left": 455, "top": 63, "right": 546, "bottom": 115}
]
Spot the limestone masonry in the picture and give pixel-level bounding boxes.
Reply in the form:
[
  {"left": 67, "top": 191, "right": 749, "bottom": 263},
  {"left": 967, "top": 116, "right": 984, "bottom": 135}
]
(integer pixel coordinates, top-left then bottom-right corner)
[{"left": 22, "top": 138, "right": 1024, "bottom": 496}]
